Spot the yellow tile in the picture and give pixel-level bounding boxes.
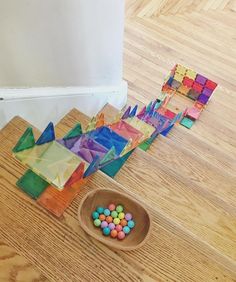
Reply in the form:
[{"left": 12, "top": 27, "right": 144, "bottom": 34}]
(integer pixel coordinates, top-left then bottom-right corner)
[
  {"left": 176, "top": 64, "right": 187, "bottom": 75},
  {"left": 186, "top": 69, "right": 197, "bottom": 80},
  {"left": 174, "top": 73, "right": 184, "bottom": 83}
]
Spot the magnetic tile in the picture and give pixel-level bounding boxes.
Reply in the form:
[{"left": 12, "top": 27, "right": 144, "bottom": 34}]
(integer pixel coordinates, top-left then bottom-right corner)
[
  {"left": 17, "top": 169, "right": 49, "bottom": 199},
  {"left": 186, "top": 69, "right": 197, "bottom": 80},
  {"left": 167, "top": 76, "right": 174, "bottom": 86},
  {"left": 36, "top": 122, "right": 55, "bottom": 145},
  {"left": 186, "top": 107, "right": 201, "bottom": 120},
  {"left": 192, "top": 82, "right": 203, "bottom": 94},
  {"left": 88, "top": 126, "right": 129, "bottom": 155},
  {"left": 64, "top": 123, "right": 82, "bottom": 139},
  {"left": 194, "top": 101, "right": 205, "bottom": 110},
  {"left": 188, "top": 89, "right": 200, "bottom": 100},
  {"left": 205, "top": 80, "right": 217, "bottom": 90},
  {"left": 37, "top": 178, "right": 87, "bottom": 217},
  {"left": 176, "top": 64, "right": 187, "bottom": 75},
  {"left": 15, "top": 141, "right": 86, "bottom": 190},
  {"left": 183, "top": 77, "right": 194, "bottom": 88},
  {"left": 180, "top": 117, "right": 194, "bottom": 129},
  {"left": 202, "top": 87, "right": 213, "bottom": 97},
  {"left": 177, "top": 85, "right": 190, "bottom": 96},
  {"left": 109, "top": 120, "right": 144, "bottom": 147},
  {"left": 197, "top": 94, "right": 209, "bottom": 105},
  {"left": 100, "top": 150, "right": 134, "bottom": 178},
  {"left": 195, "top": 74, "right": 207, "bottom": 85},
  {"left": 171, "top": 79, "right": 182, "bottom": 89},
  {"left": 163, "top": 109, "right": 176, "bottom": 119},
  {"left": 58, "top": 135, "right": 108, "bottom": 164},
  {"left": 174, "top": 73, "right": 184, "bottom": 83},
  {"left": 13, "top": 127, "right": 35, "bottom": 153},
  {"left": 126, "top": 117, "right": 156, "bottom": 139}
]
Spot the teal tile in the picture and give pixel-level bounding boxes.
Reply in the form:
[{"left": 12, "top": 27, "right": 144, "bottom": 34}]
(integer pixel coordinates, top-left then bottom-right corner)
[{"left": 180, "top": 117, "right": 194, "bottom": 129}]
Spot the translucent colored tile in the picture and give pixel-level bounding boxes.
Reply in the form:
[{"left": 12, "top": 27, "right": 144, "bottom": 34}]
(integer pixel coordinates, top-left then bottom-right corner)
[
  {"left": 176, "top": 64, "right": 187, "bottom": 75},
  {"left": 188, "top": 89, "right": 200, "bottom": 100},
  {"left": 58, "top": 135, "right": 108, "bottom": 164},
  {"left": 15, "top": 141, "right": 86, "bottom": 190},
  {"left": 125, "top": 117, "right": 156, "bottom": 139},
  {"left": 171, "top": 79, "right": 182, "bottom": 89},
  {"left": 186, "top": 107, "right": 201, "bottom": 120},
  {"left": 186, "top": 69, "right": 197, "bottom": 80},
  {"left": 64, "top": 123, "right": 82, "bottom": 139},
  {"left": 88, "top": 126, "right": 129, "bottom": 155},
  {"left": 37, "top": 178, "right": 87, "bottom": 217},
  {"left": 202, "top": 87, "right": 213, "bottom": 97},
  {"left": 177, "top": 85, "right": 190, "bottom": 96},
  {"left": 13, "top": 127, "right": 35, "bottom": 153},
  {"left": 36, "top": 122, "right": 55, "bottom": 145},
  {"left": 109, "top": 120, "right": 144, "bottom": 148},
  {"left": 101, "top": 150, "right": 134, "bottom": 178},
  {"left": 180, "top": 117, "right": 194, "bottom": 129},
  {"left": 17, "top": 169, "right": 49, "bottom": 199},
  {"left": 195, "top": 74, "right": 207, "bottom": 85},
  {"left": 205, "top": 80, "right": 217, "bottom": 90},
  {"left": 174, "top": 73, "right": 184, "bottom": 83},
  {"left": 197, "top": 94, "right": 209, "bottom": 105}
]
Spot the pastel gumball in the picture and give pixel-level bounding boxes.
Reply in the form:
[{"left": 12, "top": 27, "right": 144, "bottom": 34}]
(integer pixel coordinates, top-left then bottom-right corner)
[
  {"left": 115, "top": 225, "right": 123, "bottom": 232},
  {"left": 108, "top": 203, "right": 116, "bottom": 211},
  {"left": 128, "top": 220, "right": 135, "bottom": 229},
  {"left": 120, "top": 219, "right": 127, "bottom": 227},
  {"left": 116, "top": 205, "right": 124, "bottom": 213},
  {"left": 106, "top": 216, "right": 113, "bottom": 224},
  {"left": 125, "top": 213, "right": 132, "bottom": 221},
  {"left": 99, "top": 214, "right": 106, "bottom": 221},
  {"left": 111, "top": 211, "right": 118, "bottom": 218},
  {"left": 104, "top": 208, "right": 111, "bottom": 216},
  {"left": 110, "top": 229, "right": 118, "bottom": 238},
  {"left": 113, "top": 218, "right": 120, "bottom": 225},
  {"left": 108, "top": 223, "right": 115, "bottom": 230},
  {"left": 118, "top": 212, "right": 125, "bottom": 220},
  {"left": 92, "top": 211, "right": 99, "bottom": 220},
  {"left": 93, "top": 219, "right": 101, "bottom": 227},
  {"left": 117, "top": 231, "right": 126, "bottom": 240},
  {"left": 103, "top": 227, "right": 111, "bottom": 236},
  {"left": 96, "top": 207, "right": 104, "bottom": 214},
  {"left": 123, "top": 226, "right": 131, "bottom": 234},
  {"left": 101, "top": 221, "right": 108, "bottom": 229}
]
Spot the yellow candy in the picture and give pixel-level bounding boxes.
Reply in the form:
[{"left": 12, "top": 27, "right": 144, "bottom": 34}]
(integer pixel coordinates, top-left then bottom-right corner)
[
  {"left": 113, "top": 218, "right": 120, "bottom": 225},
  {"left": 118, "top": 212, "right": 125, "bottom": 220}
]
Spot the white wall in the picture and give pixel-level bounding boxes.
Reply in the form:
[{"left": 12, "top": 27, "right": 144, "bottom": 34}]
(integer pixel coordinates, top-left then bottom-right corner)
[
  {"left": 0, "top": 0, "right": 124, "bottom": 87},
  {"left": 0, "top": 0, "right": 126, "bottom": 129}
]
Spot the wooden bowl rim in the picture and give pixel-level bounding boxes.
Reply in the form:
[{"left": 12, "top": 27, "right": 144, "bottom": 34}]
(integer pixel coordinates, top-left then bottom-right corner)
[{"left": 78, "top": 188, "right": 152, "bottom": 251}]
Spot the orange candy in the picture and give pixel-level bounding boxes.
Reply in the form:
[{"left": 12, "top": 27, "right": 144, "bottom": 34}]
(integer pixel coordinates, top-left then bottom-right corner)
[
  {"left": 106, "top": 216, "right": 113, "bottom": 223},
  {"left": 110, "top": 229, "right": 118, "bottom": 238},
  {"left": 99, "top": 214, "right": 106, "bottom": 221},
  {"left": 120, "top": 219, "right": 127, "bottom": 227}
]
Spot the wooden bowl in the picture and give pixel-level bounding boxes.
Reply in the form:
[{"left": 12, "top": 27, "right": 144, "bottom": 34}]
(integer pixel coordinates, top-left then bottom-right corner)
[{"left": 78, "top": 188, "right": 152, "bottom": 251}]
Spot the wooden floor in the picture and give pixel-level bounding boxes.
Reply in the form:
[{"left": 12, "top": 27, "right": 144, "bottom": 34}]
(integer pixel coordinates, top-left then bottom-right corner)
[{"left": 0, "top": 1, "right": 236, "bottom": 281}]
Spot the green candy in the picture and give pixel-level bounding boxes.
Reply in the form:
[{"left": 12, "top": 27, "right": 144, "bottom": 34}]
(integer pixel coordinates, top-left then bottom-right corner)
[
  {"left": 94, "top": 219, "right": 101, "bottom": 227},
  {"left": 111, "top": 211, "right": 118, "bottom": 218},
  {"left": 116, "top": 205, "right": 124, "bottom": 213}
]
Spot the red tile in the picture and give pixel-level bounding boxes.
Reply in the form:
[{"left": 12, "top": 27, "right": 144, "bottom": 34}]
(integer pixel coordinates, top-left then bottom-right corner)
[
  {"left": 205, "top": 80, "right": 217, "bottom": 90},
  {"left": 192, "top": 82, "right": 203, "bottom": 93},
  {"left": 183, "top": 77, "right": 194, "bottom": 88}
]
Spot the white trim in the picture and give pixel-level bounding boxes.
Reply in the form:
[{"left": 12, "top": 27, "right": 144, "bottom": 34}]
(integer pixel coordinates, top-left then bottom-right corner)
[{"left": 0, "top": 80, "right": 128, "bottom": 130}]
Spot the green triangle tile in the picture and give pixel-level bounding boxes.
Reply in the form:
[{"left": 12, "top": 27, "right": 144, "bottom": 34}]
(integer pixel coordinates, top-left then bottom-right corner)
[
  {"left": 100, "top": 146, "right": 116, "bottom": 166},
  {"left": 17, "top": 169, "right": 49, "bottom": 199},
  {"left": 13, "top": 127, "right": 35, "bottom": 153},
  {"left": 64, "top": 123, "right": 82, "bottom": 139}
]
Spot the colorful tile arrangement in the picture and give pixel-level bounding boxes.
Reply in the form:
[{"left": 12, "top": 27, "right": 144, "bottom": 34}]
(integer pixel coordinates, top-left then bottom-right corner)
[
  {"left": 13, "top": 64, "right": 217, "bottom": 217},
  {"left": 162, "top": 64, "right": 217, "bottom": 128}
]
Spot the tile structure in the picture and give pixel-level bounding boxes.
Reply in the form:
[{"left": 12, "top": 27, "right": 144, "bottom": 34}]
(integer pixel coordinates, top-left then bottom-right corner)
[
  {"left": 162, "top": 64, "right": 217, "bottom": 129},
  {"left": 13, "top": 64, "right": 217, "bottom": 217}
]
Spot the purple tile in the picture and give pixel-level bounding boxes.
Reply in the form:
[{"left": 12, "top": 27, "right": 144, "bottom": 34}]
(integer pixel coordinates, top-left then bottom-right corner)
[
  {"left": 202, "top": 87, "right": 213, "bottom": 97},
  {"left": 197, "top": 94, "right": 209, "bottom": 105},
  {"left": 71, "top": 136, "right": 108, "bottom": 163},
  {"left": 195, "top": 74, "right": 207, "bottom": 85}
]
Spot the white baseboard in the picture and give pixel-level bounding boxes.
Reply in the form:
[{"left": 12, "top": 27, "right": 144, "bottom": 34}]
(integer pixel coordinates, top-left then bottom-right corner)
[{"left": 0, "top": 81, "right": 128, "bottom": 130}]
